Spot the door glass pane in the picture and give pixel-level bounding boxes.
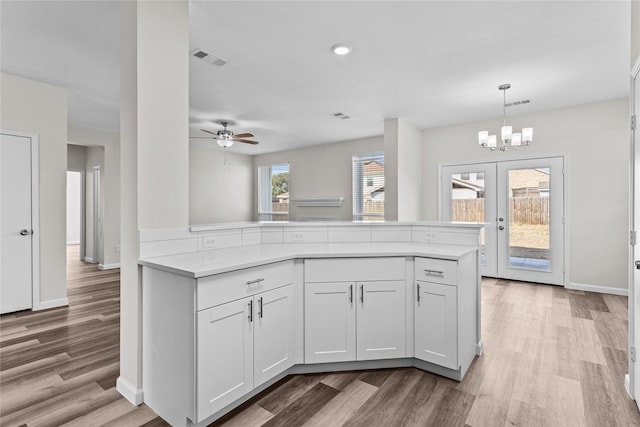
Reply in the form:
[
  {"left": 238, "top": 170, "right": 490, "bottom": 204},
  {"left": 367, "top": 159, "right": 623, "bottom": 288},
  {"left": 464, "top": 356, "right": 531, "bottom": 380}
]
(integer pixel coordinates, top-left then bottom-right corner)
[
  {"left": 507, "top": 168, "right": 550, "bottom": 271},
  {"left": 450, "top": 171, "right": 486, "bottom": 265}
]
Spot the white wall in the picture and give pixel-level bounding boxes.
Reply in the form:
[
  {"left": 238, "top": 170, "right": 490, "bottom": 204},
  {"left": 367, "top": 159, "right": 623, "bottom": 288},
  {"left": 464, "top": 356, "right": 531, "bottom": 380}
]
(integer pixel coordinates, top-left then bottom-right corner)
[
  {"left": 190, "top": 143, "right": 253, "bottom": 224},
  {"left": 84, "top": 146, "right": 105, "bottom": 263},
  {"left": 632, "top": 1, "right": 640, "bottom": 67},
  {"left": 66, "top": 171, "right": 82, "bottom": 245},
  {"left": 253, "top": 135, "right": 384, "bottom": 221},
  {"left": 422, "top": 98, "right": 630, "bottom": 291},
  {"left": 0, "top": 73, "right": 68, "bottom": 306},
  {"left": 67, "top": 144, "right": 87, "bottom": 170}
]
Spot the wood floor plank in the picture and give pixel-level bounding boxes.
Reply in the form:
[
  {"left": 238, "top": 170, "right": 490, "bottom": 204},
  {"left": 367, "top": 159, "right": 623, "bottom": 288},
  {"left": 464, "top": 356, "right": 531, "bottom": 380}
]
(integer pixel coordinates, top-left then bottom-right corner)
[
  {"left": 261, "top": 382, "right": 339, "bottom": 427},
  {"left": 219, "top": 405, "right": 274, "bottom": 427},
  {"left": 302, "top": 379, "right": 378, "bottom": 427},
  {"left": 257, "top": 374, "right": 326, "bottom": 415}
]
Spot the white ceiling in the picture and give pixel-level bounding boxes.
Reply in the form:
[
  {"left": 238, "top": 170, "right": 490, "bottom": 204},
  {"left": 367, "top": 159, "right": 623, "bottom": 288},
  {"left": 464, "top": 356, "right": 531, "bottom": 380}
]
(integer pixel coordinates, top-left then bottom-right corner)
[{"left": 1, "top": 1, "right": 631, "bottom": 155}]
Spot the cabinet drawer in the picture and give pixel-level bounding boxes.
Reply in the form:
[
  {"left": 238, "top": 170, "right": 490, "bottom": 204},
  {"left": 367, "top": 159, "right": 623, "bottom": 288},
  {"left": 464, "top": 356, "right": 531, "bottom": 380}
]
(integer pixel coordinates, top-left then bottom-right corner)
[
  {"left": 414, "top": 257, "right": 457, "bottom": 285},
  {"left": 305, "top": 257, "right": 405, "bottom": 282},
  {"left": 197, "top": 260, "right": 294, "bottom": 310}
]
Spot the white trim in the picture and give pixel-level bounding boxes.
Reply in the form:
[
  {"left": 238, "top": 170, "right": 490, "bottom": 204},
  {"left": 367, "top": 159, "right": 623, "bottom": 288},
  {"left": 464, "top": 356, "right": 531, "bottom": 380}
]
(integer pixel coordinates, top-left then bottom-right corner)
[
  {"left": 116, "top": 376, "right": 143, "bottom": 405},
  {"left": 84, "top": 256, "right": 95, "bottom": 263},
  {"left": 1, "top": 130, "right": 41, "bottom": 312},
  {"left": 99, "top": 263, "right": 121, "bottom": 270},
  {"left": 626, "top": 373, "right": 633, "bottom": 399},
  {"left": 566, "top": 282, "right": 628, "bottom": 296},
  {"left": 32, "top": 297, "right": 69, "bottom": 311},
  {"left": 632, "top": 56, "right": 640, "bottom": 79}
]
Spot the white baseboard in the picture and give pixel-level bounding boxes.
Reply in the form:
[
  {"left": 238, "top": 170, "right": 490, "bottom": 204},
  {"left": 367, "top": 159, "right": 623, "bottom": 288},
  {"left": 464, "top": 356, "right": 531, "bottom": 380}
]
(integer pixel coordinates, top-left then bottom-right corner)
[
  {"left": 99, "top": 263, "right": 121, "bottom": 270},
  {"left": 33, "top": 297, "right": 69, "bottom": 311},
  {"left": 626, "top": 373, "right": 633, "bottom": 399},
  {"left": 84, "top": 256, "right": 95, "bottom": 263},
  {"left": 116, "top": 376, "right": 143, "bottom": 405},
  {"left": 566, "top": 282, "right": 628, "bottom": 296}
]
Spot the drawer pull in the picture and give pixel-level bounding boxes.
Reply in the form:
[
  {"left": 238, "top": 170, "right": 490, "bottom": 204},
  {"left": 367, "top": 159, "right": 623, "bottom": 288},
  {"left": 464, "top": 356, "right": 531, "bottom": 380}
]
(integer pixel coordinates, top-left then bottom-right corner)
[
  {"left": 424, "top": 269, "right": 445, "bottom": 277},
  {"left": 246, "top": 278, "right": 265, "bottom": 285}
]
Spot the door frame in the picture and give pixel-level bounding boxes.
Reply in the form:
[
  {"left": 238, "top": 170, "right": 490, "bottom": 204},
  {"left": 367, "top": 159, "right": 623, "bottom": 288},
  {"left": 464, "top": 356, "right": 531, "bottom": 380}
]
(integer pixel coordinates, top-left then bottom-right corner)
[
  {"left": 67, "top": 168, "right": 86, "bottom": 261},
  {"left": 438, "top": 153, "right": 569, "bottom": 286},
  {"left": 1, "top": 129, "right": 40, "bottom": 310},
  {"left": 627, "top": 56, "right": 640, "bottom": 405}
]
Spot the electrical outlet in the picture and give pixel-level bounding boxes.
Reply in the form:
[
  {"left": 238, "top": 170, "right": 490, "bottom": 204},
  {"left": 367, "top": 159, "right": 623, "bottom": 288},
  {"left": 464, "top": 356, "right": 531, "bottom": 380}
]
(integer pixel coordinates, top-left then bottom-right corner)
[
  {"left": 426, "top": 232, "right": 437, "bottom": 240},
  {"left": 115, "top": 244, "right": 120, "bottom": 253},
  {"left": 293, "top": 233, "right": 305, "bottom": 241},
  {"left": 203, "top": 237, "right": 217, "bottom": 248}
]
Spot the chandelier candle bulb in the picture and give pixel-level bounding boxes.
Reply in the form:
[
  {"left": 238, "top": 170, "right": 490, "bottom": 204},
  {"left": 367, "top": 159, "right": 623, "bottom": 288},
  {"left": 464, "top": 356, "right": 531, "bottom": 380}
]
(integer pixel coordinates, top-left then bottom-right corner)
[
  {"left": 488, "top": 134, "right": 497, "bottom": 148},
  {"left": 501, "top": 125, "right": 512, "bottom": 142},
  {"left": 522, "top": 127, "right": 533, "bottom": 144},
  {"left": 478, "top": 131, "right": 489, "bottom": 146},
  {"left": 511, "top": 132, "right": 522, "bottom": 146}
]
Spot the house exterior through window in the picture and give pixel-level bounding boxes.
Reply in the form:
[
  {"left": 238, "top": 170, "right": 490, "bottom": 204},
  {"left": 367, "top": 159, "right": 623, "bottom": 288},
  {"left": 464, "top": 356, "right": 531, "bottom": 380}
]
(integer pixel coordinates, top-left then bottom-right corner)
[
  {"left": 258, "top": 163, "right": 289, "bottom": 221},
  {"left": 353, "top": 152, "right": 384, "bottom": 221}
]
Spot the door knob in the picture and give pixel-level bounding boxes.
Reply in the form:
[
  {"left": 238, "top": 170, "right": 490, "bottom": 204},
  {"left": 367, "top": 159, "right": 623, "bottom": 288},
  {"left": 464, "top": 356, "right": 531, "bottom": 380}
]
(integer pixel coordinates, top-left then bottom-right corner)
[
  {"left": 19, "top": 229, "right": 31, "bottom": 236},
  {"left": 498, "top": 226, "right": 505, "bottom": 231},
  {"left": 498, "top": 217, "right": 504, "bottom": 222}
]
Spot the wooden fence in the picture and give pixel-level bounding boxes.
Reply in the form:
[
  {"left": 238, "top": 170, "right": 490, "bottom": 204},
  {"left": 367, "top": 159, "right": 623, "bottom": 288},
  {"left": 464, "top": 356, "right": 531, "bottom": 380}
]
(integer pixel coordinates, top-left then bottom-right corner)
[{"left": 451, "top": 197, "right": 549, "bottom": 225}]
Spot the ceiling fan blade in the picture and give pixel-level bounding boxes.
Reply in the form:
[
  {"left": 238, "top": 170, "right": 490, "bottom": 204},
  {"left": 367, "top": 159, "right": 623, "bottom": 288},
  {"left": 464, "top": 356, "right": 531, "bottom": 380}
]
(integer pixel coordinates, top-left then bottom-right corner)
[
  {"left": 233, "top": 133, "right": 254, "bottom": 138},
  {"left": 235, "top": 138, "right": 259, "bottom": 145},
  {"left": 201, "top": 129, "right": 219, "bottom": 137}
]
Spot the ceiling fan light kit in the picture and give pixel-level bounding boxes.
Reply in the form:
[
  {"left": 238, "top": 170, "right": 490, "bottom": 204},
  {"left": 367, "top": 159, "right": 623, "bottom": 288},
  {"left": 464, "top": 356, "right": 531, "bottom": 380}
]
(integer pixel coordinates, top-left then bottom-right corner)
[
  {"left": 197, "top": 121, "right": 259, "bottom": 148},
  {"left": 479, "top": 83, "right": 533, "bottom": 152}
]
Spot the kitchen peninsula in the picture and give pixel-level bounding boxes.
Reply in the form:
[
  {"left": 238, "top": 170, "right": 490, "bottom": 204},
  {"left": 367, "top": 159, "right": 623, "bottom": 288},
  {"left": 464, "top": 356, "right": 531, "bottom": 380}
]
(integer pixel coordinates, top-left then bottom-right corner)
[{"left": 139, "top": 221, "right": 483, "bottom": 426}]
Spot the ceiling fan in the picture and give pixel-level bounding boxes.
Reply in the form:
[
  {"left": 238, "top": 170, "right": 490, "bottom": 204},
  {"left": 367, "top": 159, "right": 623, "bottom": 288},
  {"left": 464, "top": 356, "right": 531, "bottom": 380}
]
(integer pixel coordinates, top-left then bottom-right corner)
[{"left": 192, "top": 121, "right": 259, "bottom": 148}]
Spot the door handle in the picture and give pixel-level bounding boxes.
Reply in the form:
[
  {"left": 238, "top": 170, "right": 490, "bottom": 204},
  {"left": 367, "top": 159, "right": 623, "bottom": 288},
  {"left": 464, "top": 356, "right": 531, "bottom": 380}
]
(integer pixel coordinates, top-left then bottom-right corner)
[
  {"left": 248, "top": 300, "right": 253, "bottom": 323},
  {"left": 349, "top": 284, "right": 353, "bottom": 303},
  {"left": 19, "top": 229, "right": 32, "bottom": 236},
  {"left": 635, "top": 261, "right": 640, "bottom": 270},
  {"left": 360, "top": 284, "right": 364, "bottom": 303},
  {"left": 417, "top": 283, "right": 421, "bottom": 302},
  {"left": 498, "top": 225, "right": 505, "bottom": 231}
]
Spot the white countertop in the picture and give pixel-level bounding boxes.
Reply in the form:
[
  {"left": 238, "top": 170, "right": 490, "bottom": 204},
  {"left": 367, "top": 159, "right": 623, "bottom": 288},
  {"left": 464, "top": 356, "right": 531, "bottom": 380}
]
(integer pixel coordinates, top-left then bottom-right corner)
[
  {"left": 189, "top": 220, "right": 485, "bottom": 232},
  {"left": 138, "top": 242, "right": 477, "bottom": 278}
]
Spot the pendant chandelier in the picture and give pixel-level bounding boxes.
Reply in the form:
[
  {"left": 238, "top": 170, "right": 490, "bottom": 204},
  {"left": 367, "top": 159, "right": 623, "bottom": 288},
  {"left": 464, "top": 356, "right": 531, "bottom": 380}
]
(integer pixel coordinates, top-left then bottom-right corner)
[{"left": 478, "top": 84, "right": 533, "bottom": 151}]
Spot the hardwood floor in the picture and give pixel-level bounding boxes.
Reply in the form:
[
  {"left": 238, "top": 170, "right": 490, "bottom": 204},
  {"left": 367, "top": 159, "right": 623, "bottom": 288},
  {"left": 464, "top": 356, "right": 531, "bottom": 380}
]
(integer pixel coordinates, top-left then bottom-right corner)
[
  {"left": 1, "top": 248, "right": 639, "bottom": 426},
  {"left": 0, "top": 245, "right": 167, "bottom": 426}
]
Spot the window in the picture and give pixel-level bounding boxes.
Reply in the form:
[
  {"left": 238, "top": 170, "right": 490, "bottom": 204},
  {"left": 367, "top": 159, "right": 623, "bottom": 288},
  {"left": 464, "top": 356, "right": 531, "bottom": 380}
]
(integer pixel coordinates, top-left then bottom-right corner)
[
  {"left": 258, "top": 163, "right": 289, "bottom": 221},
  {"left": 353, "top": 152, "right": 384, "bottom": 221}
]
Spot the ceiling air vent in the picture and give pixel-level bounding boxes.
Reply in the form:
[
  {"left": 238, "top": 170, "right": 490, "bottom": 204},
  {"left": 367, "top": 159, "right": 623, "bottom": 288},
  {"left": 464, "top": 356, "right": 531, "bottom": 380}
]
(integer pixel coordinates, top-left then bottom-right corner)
[
  {"left": 190, "top": 48, "right": 227, "bottom": 67},
  {"left": 505, "top": 99, "right": 531, "bottom": 108},
  {"left": 332, "top": 112, "right": 351, "bottom": 120}
]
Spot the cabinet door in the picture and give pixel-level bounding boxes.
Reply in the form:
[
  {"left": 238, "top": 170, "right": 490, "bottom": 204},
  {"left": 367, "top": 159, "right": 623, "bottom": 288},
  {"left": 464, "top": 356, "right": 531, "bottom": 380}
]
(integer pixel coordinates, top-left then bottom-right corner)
[
  {"left": 196, "top": 298, "right": 253, "bottom": 422},
  {"left": 356, "top": 281, "right": 406, "bottom": 360},
  {"left": 414, "top": 281, "right": 458, "bottom": 370},
  {"left": 304, "top": 282, "right": 356, "bottom": 363},
  {"left": 254, "top": 285, "right": 295, "bottom": 387}
]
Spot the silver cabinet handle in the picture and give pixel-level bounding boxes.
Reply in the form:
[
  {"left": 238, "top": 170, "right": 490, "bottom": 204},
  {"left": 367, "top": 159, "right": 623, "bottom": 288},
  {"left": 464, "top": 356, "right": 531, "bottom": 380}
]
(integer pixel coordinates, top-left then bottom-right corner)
[
  {"left": 248, "top": 300, "right": 253, "bottom": 322},
  {"left": 360, "top": 284, "right": 364, "bottom": 303},
  {"left": 258, "top": 297, "right": 263, "bottom": 318},
  {"left": 246, "top": 278, "right": 265, "bottom": 285},
  {"left": 417, "top": 283, "right": 421, "bottom": 302},
  {"left": 349, "top": 284, "right": 353, "bottom": 303},
  {"left": 19, "top": 229, "right": 31, "bottom": 236},
  {"left": 424, "top": 269, "right": 444, "bottom": 277}
]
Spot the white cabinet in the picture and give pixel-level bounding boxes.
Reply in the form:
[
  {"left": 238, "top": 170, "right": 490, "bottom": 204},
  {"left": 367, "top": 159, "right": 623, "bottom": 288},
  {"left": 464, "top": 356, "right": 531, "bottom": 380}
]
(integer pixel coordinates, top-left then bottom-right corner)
[
  {"left": 304, "top": 282, "right": 356, "bottom": 363},
  {"left": 304, "top": 258, "right": 406, "bottom": 364},
  {"left": 197, "top": 298, "right": 253, "bottom": 422},
  {"left": 254, "top": 285, "right": 295, "bottom": 387},
  {"left": 197, "top": 284, "right": 295, "bottom": 422},
  {"left": 413, "top": 255, "right": 477, "bottom": 372},
  {"left": 414, "top": 281, "right": 458, "bottom": 369}
]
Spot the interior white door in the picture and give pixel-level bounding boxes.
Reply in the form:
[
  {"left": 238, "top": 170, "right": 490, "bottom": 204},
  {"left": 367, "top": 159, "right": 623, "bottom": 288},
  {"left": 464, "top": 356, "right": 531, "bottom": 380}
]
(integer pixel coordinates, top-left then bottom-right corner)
[
  {"left": 441, "top": 163, "right": 497, "bottom": 277},
  {"left": 1, "top": 133, "right": 33, "bottom": 314},
  {"left": 497, "top": 157, "right": 564, "bottom": 285}
]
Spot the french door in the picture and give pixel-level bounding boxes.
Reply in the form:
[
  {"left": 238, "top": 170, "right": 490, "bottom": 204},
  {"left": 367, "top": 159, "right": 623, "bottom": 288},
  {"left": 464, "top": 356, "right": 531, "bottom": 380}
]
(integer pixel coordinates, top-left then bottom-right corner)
[{"left": 441, "top": 157, "right": 565, "bottom": 285}]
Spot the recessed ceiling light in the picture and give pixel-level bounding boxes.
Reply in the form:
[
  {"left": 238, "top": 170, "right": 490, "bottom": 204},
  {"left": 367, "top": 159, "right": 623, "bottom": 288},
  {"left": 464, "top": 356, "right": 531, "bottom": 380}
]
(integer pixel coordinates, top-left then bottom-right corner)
[{"left": 332, "top": 44, "right": 352, "bottom": 55}]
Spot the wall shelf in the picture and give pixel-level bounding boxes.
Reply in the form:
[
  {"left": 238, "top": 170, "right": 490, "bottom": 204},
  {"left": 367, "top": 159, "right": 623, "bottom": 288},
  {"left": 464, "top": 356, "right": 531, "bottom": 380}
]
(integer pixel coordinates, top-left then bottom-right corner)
[{"left": 291, "top": 198, "right": 344, "bottom": 207}]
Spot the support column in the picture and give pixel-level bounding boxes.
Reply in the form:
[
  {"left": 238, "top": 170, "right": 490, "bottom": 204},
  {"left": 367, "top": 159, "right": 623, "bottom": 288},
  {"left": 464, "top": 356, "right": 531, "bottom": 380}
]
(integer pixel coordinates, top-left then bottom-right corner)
[
  {"left": 117, "top": 0, "right": 189, "bottom": 404},
  {"left": 384, "top": 117, "right": 422, "bottom": 221}
]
